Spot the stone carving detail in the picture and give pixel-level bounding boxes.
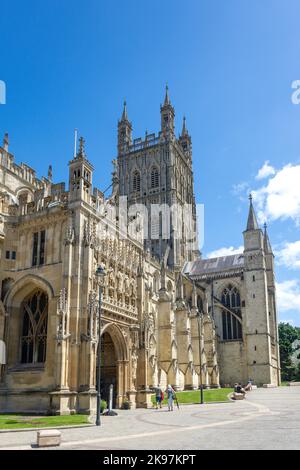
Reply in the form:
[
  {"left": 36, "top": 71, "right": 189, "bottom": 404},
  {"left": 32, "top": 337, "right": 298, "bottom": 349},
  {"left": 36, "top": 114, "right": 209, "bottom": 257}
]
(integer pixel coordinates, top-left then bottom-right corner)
[
  {"left": 65, "top": 212, "right": 75, "bottom": 245},
  {"left": 130, "top": 325, "right": 140, "bottom": 350},
  {"left": 65, "top": 225, "right": 75, "bottom": 245},
  {"left": 171, "top": 358, "right": 178, "bottom": 372},
  {"left": 141, "top": 311, "right": 155, "bottom": 348},
  {"left": 83, "top": 217, "right": 96, "bottom": 247},
  {"left": 131, "top": 347, "right": 138, "bottom": 390},
  {"left": 120, "top": 326, "right": 128, "bottom": 340},
  {"left": 149, "top": 354, "right": 157, "bottom": 370},
  {"left": 87, "top": 290, "right": 98, "bottom": 342},
  {"left": 56, "top": 288, "right": 70, "bottom": 343}
]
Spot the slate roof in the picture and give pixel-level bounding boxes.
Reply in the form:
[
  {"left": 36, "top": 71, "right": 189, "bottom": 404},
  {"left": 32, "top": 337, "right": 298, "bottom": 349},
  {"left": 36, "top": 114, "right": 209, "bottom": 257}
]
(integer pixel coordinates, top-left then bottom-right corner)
[{"left": 183, "top": 253, "right": 244, "bottom": 280}]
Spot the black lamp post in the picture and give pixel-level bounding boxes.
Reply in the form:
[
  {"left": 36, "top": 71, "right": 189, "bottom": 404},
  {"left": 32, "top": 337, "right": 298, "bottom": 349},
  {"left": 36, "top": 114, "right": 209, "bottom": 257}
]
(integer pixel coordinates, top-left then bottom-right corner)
[{"left": 95, "top": 265, "right": 106, "bottom": 426}]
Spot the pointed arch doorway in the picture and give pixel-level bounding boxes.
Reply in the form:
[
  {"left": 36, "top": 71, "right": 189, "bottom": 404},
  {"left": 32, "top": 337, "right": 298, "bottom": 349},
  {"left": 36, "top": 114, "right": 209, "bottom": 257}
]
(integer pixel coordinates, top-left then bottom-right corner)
[
  {"left": 96, "top": 323, "right": 129, "bottom": 409},
  {"left": 97, "top": 331, "right": 117, "bottom": 408}
]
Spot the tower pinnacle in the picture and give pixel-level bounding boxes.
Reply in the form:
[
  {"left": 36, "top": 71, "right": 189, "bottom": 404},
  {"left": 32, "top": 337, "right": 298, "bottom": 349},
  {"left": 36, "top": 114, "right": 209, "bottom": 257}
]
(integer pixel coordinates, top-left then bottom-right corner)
[
  {"left": 118, "top": 100, "right": 132, "bottom": 154},
  {"left": 121, "top": 100, "right": 128, "bottom": 121},
  {"left": 77, "top": 136, "right": 86, "bottom": 159},
  {"left": 181, "top": 116, "right": 187, "bottom": 136},
  {"left": 246, "top": 194, "right": 259, "bottom": 231},
  {"left": 3, "top": 132, "right": 9, "bottom": 151},
  {"left": 160, "top": 84, "right": 175, "bottom": 134},
  {"left": 164, "top": 84, "right": 170, "bottom": 106}
]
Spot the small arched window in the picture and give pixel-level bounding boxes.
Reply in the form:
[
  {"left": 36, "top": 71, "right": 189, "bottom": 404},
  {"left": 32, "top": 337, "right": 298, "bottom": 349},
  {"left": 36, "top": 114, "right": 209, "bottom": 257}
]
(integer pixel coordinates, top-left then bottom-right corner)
[
  {"left": 151, "top": 167, "right": 159, "bottom": 188},
  {"left": 20, "top": 290, "right": 48, "bottom": 364},
  {"left": 221, "top": 286, "right": 242, "bottom": 341},
  {"left": 133, "top": 171, "right": 141, "bottom": 192}
]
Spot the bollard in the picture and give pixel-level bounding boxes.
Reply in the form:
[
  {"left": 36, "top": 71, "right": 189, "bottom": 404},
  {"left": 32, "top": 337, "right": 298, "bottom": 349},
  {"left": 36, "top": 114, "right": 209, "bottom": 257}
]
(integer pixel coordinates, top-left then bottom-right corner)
[
  {"left": 37, "top": 429, "right": 61, "bottom": 447},
  {"left": 103, "top": 384, "right": 118, "bottom": 416}
]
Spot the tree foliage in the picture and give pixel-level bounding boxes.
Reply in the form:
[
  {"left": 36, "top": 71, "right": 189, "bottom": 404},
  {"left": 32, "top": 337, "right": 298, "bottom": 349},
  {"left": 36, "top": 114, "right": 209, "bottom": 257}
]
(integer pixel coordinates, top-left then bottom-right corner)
[{"left": 279, "top": 322, "right": 300, "bottom": 381}]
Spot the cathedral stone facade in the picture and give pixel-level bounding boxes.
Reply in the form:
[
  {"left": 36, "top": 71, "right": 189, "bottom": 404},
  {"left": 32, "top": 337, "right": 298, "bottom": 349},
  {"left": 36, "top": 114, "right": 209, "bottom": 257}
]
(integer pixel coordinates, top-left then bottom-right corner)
[{"left": 0, "top": 90, "right": 280, "bottom": 415}]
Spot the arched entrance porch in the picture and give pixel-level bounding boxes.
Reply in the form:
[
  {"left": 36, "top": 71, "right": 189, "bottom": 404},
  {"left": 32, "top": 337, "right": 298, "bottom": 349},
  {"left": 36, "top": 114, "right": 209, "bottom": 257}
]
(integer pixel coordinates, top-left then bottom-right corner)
[
  {"left": 98, "top": 332, "right": 117, "bottom": 407},
  {"left": 96, "top": 323, "right": 129, "bottom": 409}
]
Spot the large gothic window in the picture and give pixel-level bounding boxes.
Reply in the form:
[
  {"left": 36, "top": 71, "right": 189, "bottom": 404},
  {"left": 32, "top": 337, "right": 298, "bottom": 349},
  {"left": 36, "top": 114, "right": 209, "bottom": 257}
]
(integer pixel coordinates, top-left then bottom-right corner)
[
  {"left": 221, "top": 285, "right": 242, "bottom": 341},
  {"left": 151, "top": 167, "right": 159, "bottom": 188},
  {"left": 20, "top": 290, "right": 48, "bottom": 364},
  {"left": 133, "top": 171, "right": 141, "bottom": 192}
]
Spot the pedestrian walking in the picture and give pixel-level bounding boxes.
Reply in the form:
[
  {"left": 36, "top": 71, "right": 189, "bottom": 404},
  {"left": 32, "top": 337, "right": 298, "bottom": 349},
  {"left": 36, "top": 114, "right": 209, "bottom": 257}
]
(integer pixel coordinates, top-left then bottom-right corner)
[
  {"left": 154, "top": 385, "right": 163, "bottom": 409},
  {"left": 166, "top": 384, "right": 175, "bottom": 411}
]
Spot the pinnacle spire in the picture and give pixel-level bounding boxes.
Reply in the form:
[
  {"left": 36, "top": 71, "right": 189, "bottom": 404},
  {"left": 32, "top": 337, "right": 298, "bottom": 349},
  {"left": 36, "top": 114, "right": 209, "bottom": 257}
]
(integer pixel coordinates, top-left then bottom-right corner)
[
  {"left": 48, "top": 165, "right": 53, "bottom": 181},
  {"left": 263, "top": 222, "right": 273, "bottom": 254},
  {"left": 77, "top": 136, "right": 86, "bottom": 159},
  {"left": 246, "top": 194, "right": 259, "bottom": 231},
  {"left": 3, "top": 132, "right": 9, "bottom": 151},
  {"left": 121, "top": 100, "right": 128, "bottom": 121},
  {"left": 164, "top": 83, "right": 170, "bottom": 106},
  {"left": 181, "top": 116, "right": 187, "bottom": 136}
]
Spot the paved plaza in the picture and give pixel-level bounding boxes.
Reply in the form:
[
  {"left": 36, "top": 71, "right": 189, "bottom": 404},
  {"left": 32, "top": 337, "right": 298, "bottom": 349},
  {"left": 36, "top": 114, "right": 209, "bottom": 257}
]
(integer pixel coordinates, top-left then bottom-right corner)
[{"left": 0, "top": 387, "right": 299, "bottom": 450}]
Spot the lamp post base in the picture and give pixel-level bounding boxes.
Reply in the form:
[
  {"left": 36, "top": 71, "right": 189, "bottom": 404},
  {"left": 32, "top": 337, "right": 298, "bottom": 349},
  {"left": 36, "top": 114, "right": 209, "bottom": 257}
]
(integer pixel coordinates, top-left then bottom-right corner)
[{"left": 103, "top": 410, "right": 118, "bottom": 416}]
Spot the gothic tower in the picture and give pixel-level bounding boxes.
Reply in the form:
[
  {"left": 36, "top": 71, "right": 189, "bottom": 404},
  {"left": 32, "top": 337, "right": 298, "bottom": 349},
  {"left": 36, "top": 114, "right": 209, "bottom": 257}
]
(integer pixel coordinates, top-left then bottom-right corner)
[
  {"left": 118, "top": 101, "right": 132, "bottom": 155},
  {"left": 243, "top": 195, "right": 280, "bottom": 385},
  {"left": 69, "top": 136, "right": 94, "bottom": 203},
  {"left": 117, "top": 87, "right": 198, "bottom": 268}
]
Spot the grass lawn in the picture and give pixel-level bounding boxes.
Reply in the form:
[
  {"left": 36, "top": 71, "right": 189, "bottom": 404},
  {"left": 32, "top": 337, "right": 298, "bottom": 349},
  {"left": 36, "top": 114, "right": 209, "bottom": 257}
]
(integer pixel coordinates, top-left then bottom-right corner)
[
  {"left": 151, "top": 388, "right": 234, "bottom": 406},
  {"left": 280, "top": 381, "right": 289, "bottom": 386},
  {"left": 0, "top": 414, "right": 89, "bottom": 430}
]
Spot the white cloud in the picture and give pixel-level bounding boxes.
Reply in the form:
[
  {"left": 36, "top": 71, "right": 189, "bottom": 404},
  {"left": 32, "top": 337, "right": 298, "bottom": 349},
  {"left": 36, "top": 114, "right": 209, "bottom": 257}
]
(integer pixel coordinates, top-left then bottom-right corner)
[
  {"left": 252, "top": 163, "right": 300, "bottom": 224},
  {"left": 275, "top": 240, "right": 300, "bottom": 269},
  {"left": 232, "top": 182, "right": 250, "bottom": 202},
  {"left": 276, "top": 280, "right": 300, "bottom": 314},
  {"left": 281, "top": 319, "right": 295, "bottom": 326},
  {"left": 255, "top": 161, "right": 276, "bottom": 180},
  {"left": 207, "top": 246, "right": 243, "bottom": 259}
]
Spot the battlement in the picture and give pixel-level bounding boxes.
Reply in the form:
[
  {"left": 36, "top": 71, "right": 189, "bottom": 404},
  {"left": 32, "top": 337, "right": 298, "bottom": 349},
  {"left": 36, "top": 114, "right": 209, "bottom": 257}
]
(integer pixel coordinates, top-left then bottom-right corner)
[
  {"left": 120, "top": 131, "right": 172, "bottom": 156},
  {"left": 120, "top": 131, "right": 189, "bottom": 159},
  {"left": 0, "top": 145, "right": 44, "bottom": 190}
]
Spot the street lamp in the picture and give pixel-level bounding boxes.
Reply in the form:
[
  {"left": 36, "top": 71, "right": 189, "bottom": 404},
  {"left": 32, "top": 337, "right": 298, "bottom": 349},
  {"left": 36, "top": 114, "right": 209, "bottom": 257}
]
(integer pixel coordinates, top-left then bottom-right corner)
[{"left": 95, "top": 265, "right": 106, "bottom": 426}]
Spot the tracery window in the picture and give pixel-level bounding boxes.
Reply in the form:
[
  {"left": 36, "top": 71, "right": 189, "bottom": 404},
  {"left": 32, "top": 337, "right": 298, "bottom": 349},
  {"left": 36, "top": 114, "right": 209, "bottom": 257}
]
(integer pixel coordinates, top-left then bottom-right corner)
[
  {"left": 20, "top": 290, "right": 48, "bottom": 364},
  {"left": 151, "top": 167, "right": 159, "bottom": 188},
  {"left": 221, "top": 285, "right": 242, "bottom": 341},
  {"left": 133, "top": 171, "right": 141, "bottom": 192}
]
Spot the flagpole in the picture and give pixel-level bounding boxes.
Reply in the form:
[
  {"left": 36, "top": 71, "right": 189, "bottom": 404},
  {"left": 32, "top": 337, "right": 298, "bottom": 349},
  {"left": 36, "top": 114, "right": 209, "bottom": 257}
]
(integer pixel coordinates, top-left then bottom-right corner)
[{"left": 74, "top": 128, "right": 78, "bottom": 158}]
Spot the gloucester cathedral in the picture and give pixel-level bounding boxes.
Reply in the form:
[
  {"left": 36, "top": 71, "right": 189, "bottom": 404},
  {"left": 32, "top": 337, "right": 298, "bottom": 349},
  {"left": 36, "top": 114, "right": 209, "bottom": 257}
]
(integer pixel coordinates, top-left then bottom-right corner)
[{"left": 0, "top": 88, "right": 280, "bottom": 414}]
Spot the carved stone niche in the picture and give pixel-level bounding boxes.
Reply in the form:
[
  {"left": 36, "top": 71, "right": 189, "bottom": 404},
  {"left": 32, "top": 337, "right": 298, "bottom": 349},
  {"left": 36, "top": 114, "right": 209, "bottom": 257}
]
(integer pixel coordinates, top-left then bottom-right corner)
[
  {"left": 56, "top": 288, "right": 70, "bottom": 344},
  {"left": 130, "top": 325, "right": 140, "bottom": 350},
  {"left": 8, "top": 204, "right": 18, "bottom": 216},
  {"left": 65, "top": 225, "right": 75, "bottom": 245}
]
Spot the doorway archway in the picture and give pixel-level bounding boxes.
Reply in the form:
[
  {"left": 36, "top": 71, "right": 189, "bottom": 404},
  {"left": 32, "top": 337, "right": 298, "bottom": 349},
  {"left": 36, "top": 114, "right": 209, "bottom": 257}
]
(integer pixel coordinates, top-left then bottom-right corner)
[
  {"left": 98, "top": 331, "right": 117, "bottom": 408},
  {"left": 96, "top": 322, "right": 129, "bottom": 409}
]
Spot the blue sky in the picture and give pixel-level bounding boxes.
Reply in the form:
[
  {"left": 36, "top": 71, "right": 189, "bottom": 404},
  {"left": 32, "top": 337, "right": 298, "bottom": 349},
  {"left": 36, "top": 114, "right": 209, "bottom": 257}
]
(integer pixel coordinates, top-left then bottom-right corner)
[{"left": 1, "top": 0, "right": 300, "bottom": 325}]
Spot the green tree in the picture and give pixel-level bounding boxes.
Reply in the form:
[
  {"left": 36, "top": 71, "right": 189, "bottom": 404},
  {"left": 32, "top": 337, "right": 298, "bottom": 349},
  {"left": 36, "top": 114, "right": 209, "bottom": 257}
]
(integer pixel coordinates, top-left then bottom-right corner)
[{"left": 279, "top": 323, "right": 300, "bottom": 381}]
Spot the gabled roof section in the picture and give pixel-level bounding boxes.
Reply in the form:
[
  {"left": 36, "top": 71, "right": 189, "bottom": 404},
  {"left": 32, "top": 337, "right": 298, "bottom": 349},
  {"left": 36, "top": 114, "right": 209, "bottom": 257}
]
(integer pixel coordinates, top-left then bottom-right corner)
[{"left": 183, "top": 253, "right": 244, "bottom": 281}]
